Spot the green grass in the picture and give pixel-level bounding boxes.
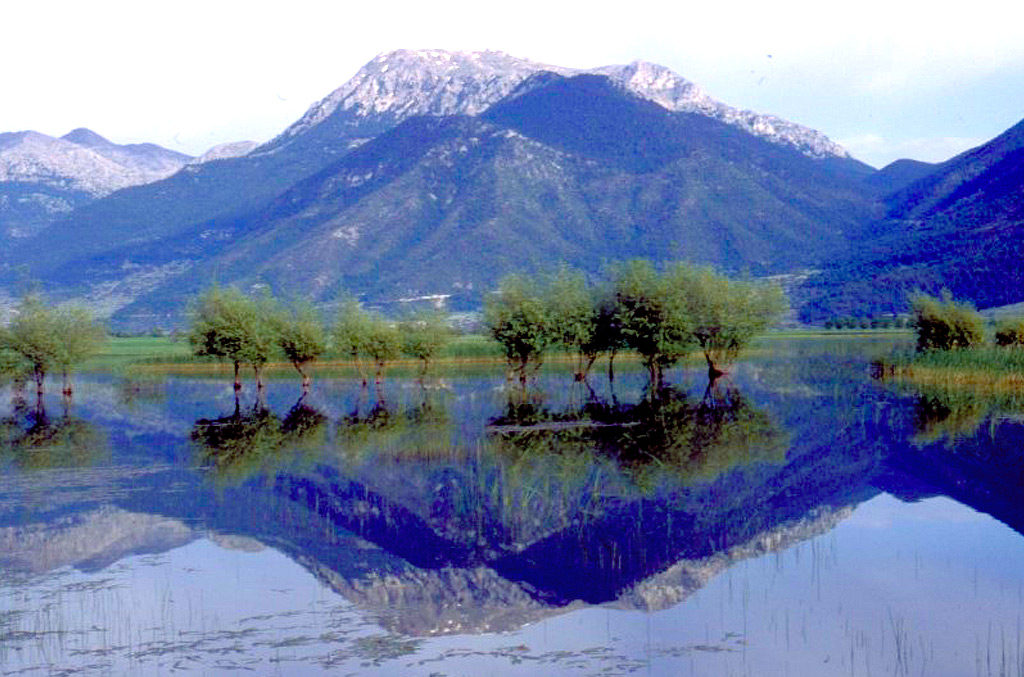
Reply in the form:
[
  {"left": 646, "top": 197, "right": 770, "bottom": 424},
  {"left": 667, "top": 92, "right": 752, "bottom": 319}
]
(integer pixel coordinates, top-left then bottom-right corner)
[
  {"left": 83, "top": 336, "right": 192, "bottom": 371},
  {"left": 87, "top": 330, "right": 888, "bottom": 377},
  {"left": 893, "top": 345, "right": 1024, "bottom": 373}
]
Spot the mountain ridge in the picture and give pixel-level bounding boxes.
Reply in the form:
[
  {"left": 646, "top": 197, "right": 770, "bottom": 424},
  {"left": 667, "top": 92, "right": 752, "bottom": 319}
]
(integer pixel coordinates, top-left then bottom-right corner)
[{"left": 51, "top": 74, "right": 877, "bottom": 327}]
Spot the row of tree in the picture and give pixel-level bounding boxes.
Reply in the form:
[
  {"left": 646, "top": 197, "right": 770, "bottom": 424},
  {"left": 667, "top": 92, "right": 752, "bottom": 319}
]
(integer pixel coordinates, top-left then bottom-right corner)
[
  {"left": 188, "top": 287, "right": 450, "bottom": 392},
  {"left": 484, "top": 261, "right": 787, "bottom": 390},
  {"left": 0, "top": 295, "right": 106, "bottom": 396},
  {"left": 911, "top": 291, "right": 1024, "bottom": 351},
  {"left": 0, "top": 261, "right": 786, "bottom": 400}
]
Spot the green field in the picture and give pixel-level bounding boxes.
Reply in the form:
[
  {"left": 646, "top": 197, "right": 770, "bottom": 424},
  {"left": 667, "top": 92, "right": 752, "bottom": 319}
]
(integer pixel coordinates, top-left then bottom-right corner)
[{"left": 87, "top": 329, "right": 918, "bottom": 373}]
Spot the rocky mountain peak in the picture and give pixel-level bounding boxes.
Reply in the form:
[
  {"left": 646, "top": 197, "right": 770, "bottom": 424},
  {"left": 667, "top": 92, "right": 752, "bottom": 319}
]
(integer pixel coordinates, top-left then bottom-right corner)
[
  {"left": 274, "top": 49, "right": 849, "bottom": 160},
  {"left": 593, "top": 60, "right": 714, "bottom": 112},
  {"left": 272, "top": 49, "right": 556, "bottom": 144}
]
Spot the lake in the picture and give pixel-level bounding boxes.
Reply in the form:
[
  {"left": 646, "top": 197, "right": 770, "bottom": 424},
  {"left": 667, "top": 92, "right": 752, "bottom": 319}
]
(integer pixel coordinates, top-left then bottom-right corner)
[{"left": 2, "top": 337, "right": 1024, "bottom": 676}]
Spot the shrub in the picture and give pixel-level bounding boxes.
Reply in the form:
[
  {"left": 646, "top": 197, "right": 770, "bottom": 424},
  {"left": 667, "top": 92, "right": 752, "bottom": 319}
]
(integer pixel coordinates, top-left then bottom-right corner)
[
  {"left": 995, "top": 319, "right": 1024, "bottom": 347},
  {"left": 910, "top": 292, "right": 984, "bottom": 352}
]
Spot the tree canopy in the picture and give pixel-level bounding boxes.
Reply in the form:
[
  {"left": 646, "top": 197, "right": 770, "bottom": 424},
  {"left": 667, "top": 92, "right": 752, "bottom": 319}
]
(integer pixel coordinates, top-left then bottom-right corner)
[
  {"left": 273, "top": 301, "right": 326, "bottom": 391},
  {"left": 2, "top": 295, "right": 105, "bottom": 396},
  {"left": 484, "top": 273, "right": 552, "bottom": 388},
  {"left": 188, "top": 286, "right": 278, "bottom": 390}
]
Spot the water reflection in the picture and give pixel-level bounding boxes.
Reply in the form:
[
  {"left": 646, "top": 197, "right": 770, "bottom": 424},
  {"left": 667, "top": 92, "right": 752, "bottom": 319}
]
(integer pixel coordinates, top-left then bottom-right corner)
[
  {"left": 191, "top": 395, "right": 328, "bottom": 483},
  {"left": 8, "top": 342, "right": 1024, "bottom": 674},
  {"left": 490, "top": 384, "right": 788, "bottom": 490},
  {"left": 0, "top": 398, "right": 107, "bottom": 470}
]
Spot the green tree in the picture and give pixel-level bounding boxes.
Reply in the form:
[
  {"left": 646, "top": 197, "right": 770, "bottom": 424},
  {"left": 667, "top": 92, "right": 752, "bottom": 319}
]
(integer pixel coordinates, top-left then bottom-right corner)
[
  {"left": 5, "top": 295, "right": 59, "bottom": 395},
  {"left": 610, "top": 260, "right": 694, "bottom": 391},
  {"left": 364, "top": 314, "right": 402, "bottom": 389},
  {"left": 670, "top": 264, "right": 787, "bottom": 378},
  {"left": 545, "top": 267, "right": 600, "bottom": 382},
  {"left": 0, "top": 327, "right": 30, "bottom": 389},
  {"left": 274, "top": 301, "right": 326, "bottom": 392},
  {"left": 332, "top": 298, "right": 374, "bottom": 386},
  {"left": 484, "top": 273, "right": 551, "bottom": 389},
  {"left": 4, "top": 295, "right": 105, "bottom": 397},
  {"left": 911, "top": 291, "right": 984, "bottom": 352},
  {"left": 400, "top": 310, "right": 451, "bottom": 381},
  {"left": 188, "top": 286, "right": 279, "bottom": 390},
  {"left": 52, "top": 305, "right": 106, "bottom": 395}
]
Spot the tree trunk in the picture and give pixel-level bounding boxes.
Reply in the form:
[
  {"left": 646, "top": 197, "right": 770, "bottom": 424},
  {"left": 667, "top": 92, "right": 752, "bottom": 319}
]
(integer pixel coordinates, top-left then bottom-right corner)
[
  {"left": 646, "top": 361, "right": 662, "bottom": 394},
  {"left": 34, "top": 367, "right": 45, "bottom": 396},
  {"left": 253, "top": 364, "right": 265, "bottom": 391},
  {"left": 62, "top": 368, "right": 72, "bottom": 396},
  {"left": 608, "top": 350, "right": 617, "bottom": 384},
  {"left": 578, "top": 354, "right": 597, "bottom": 383},
  {"left": 233, "top": 362, "right": 242, "bottom": 391},
  {"left": 704, "top": 352, "right": 727, "bottom": 382},
  {"left": 294, "top": 361, "right": 311, "bottom": 394}
]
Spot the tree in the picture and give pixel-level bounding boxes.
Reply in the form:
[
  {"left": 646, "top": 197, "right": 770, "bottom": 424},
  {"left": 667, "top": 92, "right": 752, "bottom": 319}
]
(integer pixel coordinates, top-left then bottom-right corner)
[
  {"left": 0, "top": 327, "right": 29, "bottom": 387},
  {"left": 910, "top": 291, "right": 984, "bottom": 351},
  {"left": 363, "top": 314, "right": 402, "bottom": 389},
  {"left": 332, "top": 298, "right": 374, "bottom": 386},
  {"left": 545, "top": 267, "right": 600, "bottom": 382},
  {"left": 484, "top": 273, "right": 551, "bottom": 389},
  {"left": 188, "top": 286, "right": 279, "bottom": 390},
  {"left": 4, "top": 295, "right": 104, "bottom": 397},
  {"left": 5, "top": 295, "right": 60, "bottom": 395},
  {"left": 400, "top": 310, "right": 451, "bottom": 381},
  {"left": 274, "top": 301, "right": 326, "bottom": 392},
  {"left": 52, "top": 305, "right": 106, "bottom": 395},
  {"left": 670, "top": 264, "right": 787, "bottom": 378},
  {"left": 610, "top": 260, "right": 694, "bottom": 391}
]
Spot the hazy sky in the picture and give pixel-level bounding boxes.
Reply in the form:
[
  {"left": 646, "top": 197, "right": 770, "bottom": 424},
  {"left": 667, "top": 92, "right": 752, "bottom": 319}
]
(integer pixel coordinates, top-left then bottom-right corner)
[{"left": 5, "top": 0, "right": 1024, "bottom": 168}]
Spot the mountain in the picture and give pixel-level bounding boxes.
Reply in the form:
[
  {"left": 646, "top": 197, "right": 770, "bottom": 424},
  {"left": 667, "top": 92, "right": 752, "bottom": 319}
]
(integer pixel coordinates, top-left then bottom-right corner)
[
  {"left": 798, "top": 118, "right": 1024, "bottom": 321},
  {"left": 8, "top": 50, "right": 857, "bottom": 273},
  {"left": 43, "top": 73, "right": 876, "bottom": 327},
  {"left": 187, "top": 140, "right": 260, "bottom": 165},
  {"left": 268, "top": 49, "right": 849, "bottom": 160},
  {"left": 864, "top": 158, "right": 937, "bottom": 196},
  {"left": 5, "top": 50, "right": 873, "bottom": 327},
  {"left": 0, "top": 129, "right": 191, "bottom": 240}
]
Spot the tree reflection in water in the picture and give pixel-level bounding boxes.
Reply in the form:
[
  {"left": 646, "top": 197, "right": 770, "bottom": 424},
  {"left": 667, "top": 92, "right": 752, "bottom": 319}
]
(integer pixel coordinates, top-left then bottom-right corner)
[
  {"left": 191, "top": 388, "right": 457, "bottom": 484},
  {"left": 489, "top": 383, "right": 788, "bottom": 490},
  {"left": 471, "top": 384, "right": 789, "bottom": 543},
  {"left": 191, "top": 395, "right": 329, "bottom": 484},
  {"left": 0, "top": 398, "right": 108, "bottom": 470}
]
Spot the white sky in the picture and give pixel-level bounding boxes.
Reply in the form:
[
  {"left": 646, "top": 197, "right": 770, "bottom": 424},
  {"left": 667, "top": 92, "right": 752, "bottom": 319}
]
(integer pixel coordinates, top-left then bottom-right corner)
[{"left": 4, "top": 0, "right": 1024, "bottom": 168}]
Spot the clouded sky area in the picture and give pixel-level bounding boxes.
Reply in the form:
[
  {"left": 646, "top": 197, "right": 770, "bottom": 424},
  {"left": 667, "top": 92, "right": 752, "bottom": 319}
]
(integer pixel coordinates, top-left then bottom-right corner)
[{"left": 5, "top": 0, "right": 1024, "bottom": 168}]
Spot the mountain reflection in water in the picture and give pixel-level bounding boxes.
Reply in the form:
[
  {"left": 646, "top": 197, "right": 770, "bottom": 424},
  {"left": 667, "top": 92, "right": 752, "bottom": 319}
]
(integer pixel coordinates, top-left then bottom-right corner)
[{"left": 3, "top": 343, "right": 1024, "bottom": 674}]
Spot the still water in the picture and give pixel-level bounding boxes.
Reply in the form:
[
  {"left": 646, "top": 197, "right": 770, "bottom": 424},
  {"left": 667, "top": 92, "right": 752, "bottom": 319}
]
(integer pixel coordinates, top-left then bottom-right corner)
[{"left": 2, "top": 338, "right": 1024, "bottom": 675}]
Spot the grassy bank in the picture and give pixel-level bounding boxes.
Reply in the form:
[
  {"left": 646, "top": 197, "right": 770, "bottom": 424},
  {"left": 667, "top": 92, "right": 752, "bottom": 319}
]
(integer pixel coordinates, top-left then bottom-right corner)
[{"left": 885, "top": 346, "right": 1024, "bottom": 384}]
